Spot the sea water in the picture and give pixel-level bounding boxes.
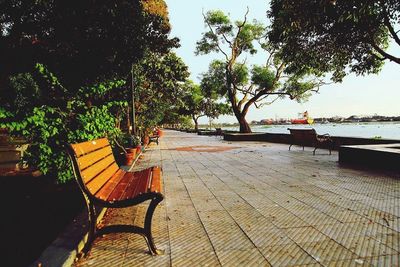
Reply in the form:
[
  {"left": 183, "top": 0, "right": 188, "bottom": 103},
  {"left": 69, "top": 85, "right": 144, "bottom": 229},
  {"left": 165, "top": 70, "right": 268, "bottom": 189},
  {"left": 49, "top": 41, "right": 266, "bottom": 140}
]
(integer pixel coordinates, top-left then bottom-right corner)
[{"left": 221, "top": 122, "right": 400, "bottom": 140}]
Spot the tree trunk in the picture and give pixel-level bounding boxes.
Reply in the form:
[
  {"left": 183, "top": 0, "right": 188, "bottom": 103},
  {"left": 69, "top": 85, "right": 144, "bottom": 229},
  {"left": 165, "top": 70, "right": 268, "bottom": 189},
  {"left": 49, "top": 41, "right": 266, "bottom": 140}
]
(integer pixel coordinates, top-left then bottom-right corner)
[
  {"left": 238, "top": 116, "right": 252, "bottom": 133},
  {"left": 193, "top": 116, "right": 199, "bottom": 131}
]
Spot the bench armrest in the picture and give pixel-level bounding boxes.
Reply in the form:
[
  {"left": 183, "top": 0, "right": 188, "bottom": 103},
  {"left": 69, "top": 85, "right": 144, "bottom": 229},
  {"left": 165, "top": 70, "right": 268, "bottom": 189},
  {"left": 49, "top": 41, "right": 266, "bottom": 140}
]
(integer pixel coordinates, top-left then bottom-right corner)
[{"left": 113, "top": 138, "right": 127, "bottom": 154}]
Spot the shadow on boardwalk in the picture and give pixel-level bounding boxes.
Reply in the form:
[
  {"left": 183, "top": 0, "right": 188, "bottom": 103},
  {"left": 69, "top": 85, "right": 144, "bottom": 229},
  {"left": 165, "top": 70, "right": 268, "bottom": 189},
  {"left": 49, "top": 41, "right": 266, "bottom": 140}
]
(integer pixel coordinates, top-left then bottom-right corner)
[
  {"left": 76, "top": 130, "right": 399, "bottom": 267},
  {"left": 0, "top": 176, "right": 84, "bottom": 267}
]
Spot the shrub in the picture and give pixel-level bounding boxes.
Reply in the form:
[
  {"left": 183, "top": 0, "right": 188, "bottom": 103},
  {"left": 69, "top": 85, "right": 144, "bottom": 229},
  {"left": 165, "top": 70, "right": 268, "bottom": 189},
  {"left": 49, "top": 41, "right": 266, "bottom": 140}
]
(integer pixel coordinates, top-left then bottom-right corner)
[{"left": 1, "top": 65, "right": 127, "bottom": 183}]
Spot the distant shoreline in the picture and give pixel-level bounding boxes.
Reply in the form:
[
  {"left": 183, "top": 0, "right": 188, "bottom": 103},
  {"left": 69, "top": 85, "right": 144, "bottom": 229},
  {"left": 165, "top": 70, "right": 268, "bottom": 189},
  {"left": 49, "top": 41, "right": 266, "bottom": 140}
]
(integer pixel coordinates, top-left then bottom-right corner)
[
  {"left": 200, "top": 120, "right": 400, "bottom": 128},
  {"left": 211, "top": 121, "right": 400, "bottom": 140}
]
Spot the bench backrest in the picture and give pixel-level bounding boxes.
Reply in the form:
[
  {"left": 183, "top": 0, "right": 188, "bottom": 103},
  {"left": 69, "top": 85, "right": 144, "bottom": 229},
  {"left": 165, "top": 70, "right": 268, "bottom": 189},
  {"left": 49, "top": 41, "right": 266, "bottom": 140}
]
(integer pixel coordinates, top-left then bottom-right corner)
[
  {"left": 67, "top": 138, "right": 120, "bottom": 196},
  {"left": 288, "top": 128, "right": 317, "bottom": 146}
]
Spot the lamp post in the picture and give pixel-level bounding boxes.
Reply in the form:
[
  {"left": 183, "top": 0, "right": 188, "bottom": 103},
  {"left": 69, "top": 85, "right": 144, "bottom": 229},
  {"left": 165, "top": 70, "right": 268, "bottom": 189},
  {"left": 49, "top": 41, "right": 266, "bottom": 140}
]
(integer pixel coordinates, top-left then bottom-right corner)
[{"left": 131, "top": 64, "right": 136, "bottom": 136}]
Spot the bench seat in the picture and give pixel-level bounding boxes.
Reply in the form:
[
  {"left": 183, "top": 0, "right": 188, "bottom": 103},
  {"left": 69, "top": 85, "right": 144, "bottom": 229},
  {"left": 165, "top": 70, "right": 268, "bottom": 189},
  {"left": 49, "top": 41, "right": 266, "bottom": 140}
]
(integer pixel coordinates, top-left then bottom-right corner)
[
  {"left": 94, "top": 167, "right": 162, "bottom": 202},
  {"left": 67, "top": 138, "right": 164, "bottom": 256},
  {"left": 288, "top": 128, "right": 333, "bottom": 155}
]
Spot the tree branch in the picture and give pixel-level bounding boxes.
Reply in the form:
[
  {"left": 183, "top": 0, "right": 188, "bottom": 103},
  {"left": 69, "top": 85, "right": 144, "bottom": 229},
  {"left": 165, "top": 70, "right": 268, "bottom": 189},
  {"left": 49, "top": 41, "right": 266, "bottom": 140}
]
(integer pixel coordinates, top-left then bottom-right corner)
[
  {"left": 195, "top": 114, "right": 207, "bottom": 120},
  {"left": 255, "top": 95, "right": 281, "bottom": 107},
  {"left": 380, "top": 1, "right": 400, "bottom": 47},
  {"left": 221, "top": 31, "right": 233, "bottom": 47},
  {"left": 231, "top": 7, "right": 249, "bottom": 60},
  {"left": 202, "top": 11, "right": 229, "bottom": 60},
  {"left": 371, "top": 43, "right": 400, "bottom": 64}
]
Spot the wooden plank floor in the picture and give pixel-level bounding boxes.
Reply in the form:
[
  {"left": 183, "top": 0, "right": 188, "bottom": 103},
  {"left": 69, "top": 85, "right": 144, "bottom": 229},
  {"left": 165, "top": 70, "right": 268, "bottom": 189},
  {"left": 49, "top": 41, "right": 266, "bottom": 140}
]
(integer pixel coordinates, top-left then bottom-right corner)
[{"left": 75, "top": 130, "right": 399, "bottom": 267}]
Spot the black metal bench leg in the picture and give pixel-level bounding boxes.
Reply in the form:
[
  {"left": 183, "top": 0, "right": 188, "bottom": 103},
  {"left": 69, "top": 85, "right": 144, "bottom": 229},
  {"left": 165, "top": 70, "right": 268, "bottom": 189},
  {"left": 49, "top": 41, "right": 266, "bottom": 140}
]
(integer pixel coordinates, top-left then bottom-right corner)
[
  {"left": 143, "top": 196, "right": 164, "bottom": 255},
  {"left": 313, "top": 147, "right": 317, "bottom": 155},
  {"left": 82, "top": 200, "right": 97, "bottom": 255},
  {"left": 289, "top": 144, "right": 293, "bottom": 151}
]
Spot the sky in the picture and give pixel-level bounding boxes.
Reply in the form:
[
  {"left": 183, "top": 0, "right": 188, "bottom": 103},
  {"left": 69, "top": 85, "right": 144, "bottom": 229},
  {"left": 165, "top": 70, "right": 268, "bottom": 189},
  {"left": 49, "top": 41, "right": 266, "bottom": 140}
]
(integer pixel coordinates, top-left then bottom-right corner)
[{"left": 165, "top": 0, "right": 400, "bottom": 123}]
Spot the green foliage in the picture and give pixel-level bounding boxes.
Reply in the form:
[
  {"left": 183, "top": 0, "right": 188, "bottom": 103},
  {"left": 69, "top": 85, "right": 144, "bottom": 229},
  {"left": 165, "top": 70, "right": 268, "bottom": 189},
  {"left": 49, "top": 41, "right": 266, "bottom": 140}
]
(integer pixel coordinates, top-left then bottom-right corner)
[
  {"left": 1, "top": 65, "right": 127, "bottom": 183},
  {"left": 178, "top": 116, "right": 194, "bottom": 129},
  {"left": 251, "top": 66, "right": 276, "bottom": 89},
  {"left": 0, "top": 0, "right": 177, "bottom": 104},
  {"left": 131, "top": 51, "right": 189, "bottom": 136},
  {"left": 268, "top": 0, "right": 399, "bottom": 81},
  {"left": 160, "top": 109, "right": 192, "bottom": 129},
  {"left": 236, "top": 22, "right": 265, "bottom": 55},
  {"left": 117, "top": 133, "right": 141, "bottom": 148},
  {"left": 8, "top": 73, "right": 41, "bottom": 116},
  {"left": 196, "top": 10, "right": 264, "bottom": 57},
  {"left": 207, "top": 10, "right": 231, "bottom": 26},
  {"left": 0, "top": 107, "right": 12, "bottom": 119},
  {"left": 232, "top": 64, "right": 249, "bottom": 86},
  {"left": 78, "top": 80, "right": 126, "bottom": 99},
  {"left": 178, "top": 80, "right": 231, "bottom": 130},
  {"left": 281, "top": 77, "right": 315, "bottom": 103},
  {"left": 200, "top": 60, "right": 227, "bottom": 97}
]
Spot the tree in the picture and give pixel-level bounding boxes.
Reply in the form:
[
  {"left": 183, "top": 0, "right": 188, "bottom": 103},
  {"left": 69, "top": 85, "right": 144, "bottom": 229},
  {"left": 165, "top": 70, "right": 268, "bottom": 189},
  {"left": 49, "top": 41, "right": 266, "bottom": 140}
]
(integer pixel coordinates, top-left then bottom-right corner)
[
  {"left": 196, "top": 10, "right": 322, "bottom": 133},
  {"left": 131, "top": 51, "right": 189, "bottom": 136},
  {"left": 0, "top": 0, "right": 180, "bottom": 182},
  {"left": 0, "top": 0, "right": 178, "bottom": 101},
  {"left": 268, "top": 0, "right": 400, "bottom": 82},
  {"left": 179, "top": 80, "right": 231, "bottom": 130}
]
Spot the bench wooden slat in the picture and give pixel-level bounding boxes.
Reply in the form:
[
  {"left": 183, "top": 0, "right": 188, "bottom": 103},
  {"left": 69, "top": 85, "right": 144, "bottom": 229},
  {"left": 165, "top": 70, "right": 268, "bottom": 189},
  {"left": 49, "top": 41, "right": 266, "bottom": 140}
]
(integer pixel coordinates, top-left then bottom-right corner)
[
  {"left": 71, "top": 138, "right": 110, "bottom": 157},
  {"left": 107, "top": 172, "right": 133, "bottom": 201},
  {"left": 95, "top": 169, "right": 125, "bottom": 200},
  {"left": 150, "top": 167, "right": 162, "bottom": 193},
  {"left": 131, "top": 168, "right": 152, "bottom": 198},
  {"left": 81, "top": 154, "right": 115, "bottom": 183},
  {"left": 289, "top": 129, "right": 317, "bottom": 146},
  {"left": 120, "top": 171, "right": 145, "bottom": 200},
  {"left": 77, "top": 146, "right": 113, "bottom": 170},
  {"left": 86, "top": 163, "right": 120, "bottom": 195}
]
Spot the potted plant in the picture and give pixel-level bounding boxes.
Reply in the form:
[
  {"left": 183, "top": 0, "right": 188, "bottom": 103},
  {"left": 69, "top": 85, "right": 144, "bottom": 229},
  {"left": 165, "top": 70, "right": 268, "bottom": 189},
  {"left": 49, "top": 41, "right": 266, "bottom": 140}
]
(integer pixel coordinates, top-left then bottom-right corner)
[
  {"left": 115, "top": 133, "right": 139, "bottom": 165},
  {"left": 130, "top": 135, "right": 142, "bottom": 155},
  {"left": 124, "top": 149, "right": 136, "bottom": 165},
  {"left": 155, "top": 127, "right": 163, "bottom": 137}
]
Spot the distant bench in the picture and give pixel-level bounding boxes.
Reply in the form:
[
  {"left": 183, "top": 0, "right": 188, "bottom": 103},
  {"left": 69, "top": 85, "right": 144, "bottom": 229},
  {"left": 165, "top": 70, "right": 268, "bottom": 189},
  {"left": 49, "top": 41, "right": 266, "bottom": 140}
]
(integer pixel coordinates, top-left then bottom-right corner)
[
  {"left": 288, "top": 128, "right": 333, "bottom": 155},
  {"left": 149, "top": 133, "right": 159, "bottom": 145},
  {"left": 215, "top": 128, "right": 224, "bottom": 138},
  {"left": 66, "top": 138, "right": 164, "bottom": 255}
]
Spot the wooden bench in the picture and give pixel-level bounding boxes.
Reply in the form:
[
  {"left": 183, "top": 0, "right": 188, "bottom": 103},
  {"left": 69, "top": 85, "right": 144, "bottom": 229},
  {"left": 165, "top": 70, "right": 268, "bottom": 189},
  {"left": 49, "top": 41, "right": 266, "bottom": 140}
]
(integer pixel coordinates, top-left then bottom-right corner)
[
  {"left": 215, "top": 128, "right": 224, "bottom": 138},
  {"left": 148, "top": 134, "right": 159, "bottom": 145},
  {"left": 66, "top": 138, "right": 164, "bottom": 255},
  {"left": 287, "top": 128, "right": 333, "bottom": 155}
]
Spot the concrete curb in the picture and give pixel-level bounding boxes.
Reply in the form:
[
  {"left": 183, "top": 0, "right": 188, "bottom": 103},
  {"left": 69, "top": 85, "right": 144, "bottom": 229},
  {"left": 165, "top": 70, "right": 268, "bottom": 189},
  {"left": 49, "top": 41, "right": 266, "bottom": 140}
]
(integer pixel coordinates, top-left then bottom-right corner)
[
  {"left": 31, "top": 207, "right": 107, "bottom": 267},
  {"left": 224, "top": 132, "right": 400, "bottom": 150}
]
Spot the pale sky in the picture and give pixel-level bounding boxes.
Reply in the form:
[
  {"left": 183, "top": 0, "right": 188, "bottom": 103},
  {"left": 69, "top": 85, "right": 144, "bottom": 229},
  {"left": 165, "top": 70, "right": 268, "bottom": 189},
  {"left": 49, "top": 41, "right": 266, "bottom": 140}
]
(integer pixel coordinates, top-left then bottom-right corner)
[{"left": 165, "top": 0, "right": 400, "bottom": 123}]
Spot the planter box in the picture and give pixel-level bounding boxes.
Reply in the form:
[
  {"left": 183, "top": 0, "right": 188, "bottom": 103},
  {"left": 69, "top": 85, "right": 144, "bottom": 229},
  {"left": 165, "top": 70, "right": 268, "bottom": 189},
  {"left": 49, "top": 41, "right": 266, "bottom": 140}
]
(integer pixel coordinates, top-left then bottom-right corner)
[
  {"left": 0, "top": 143, "right": 28, "bottom": 171},
  {"left": 339, "top": 143, "right": 400, "bottom": 170}
]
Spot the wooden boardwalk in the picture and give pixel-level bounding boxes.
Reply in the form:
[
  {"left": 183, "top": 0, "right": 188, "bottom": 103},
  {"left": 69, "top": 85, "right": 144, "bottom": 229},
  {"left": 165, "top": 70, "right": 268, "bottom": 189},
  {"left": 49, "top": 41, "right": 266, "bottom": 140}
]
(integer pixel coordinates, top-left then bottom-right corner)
[{"left": 75, "top": 130, "right": 399, "bottom": 267}]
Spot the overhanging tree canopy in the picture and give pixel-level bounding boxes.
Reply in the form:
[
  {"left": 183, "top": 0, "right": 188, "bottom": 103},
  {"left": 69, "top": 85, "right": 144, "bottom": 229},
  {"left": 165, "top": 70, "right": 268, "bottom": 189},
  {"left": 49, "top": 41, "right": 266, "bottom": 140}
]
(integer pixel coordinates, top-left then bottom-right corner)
[
  {"left": 0, "top": 0, "right": 178, "bottom": 95},
  {"left": 268, "top": 0, "right": 400, "bottom": 82}
]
